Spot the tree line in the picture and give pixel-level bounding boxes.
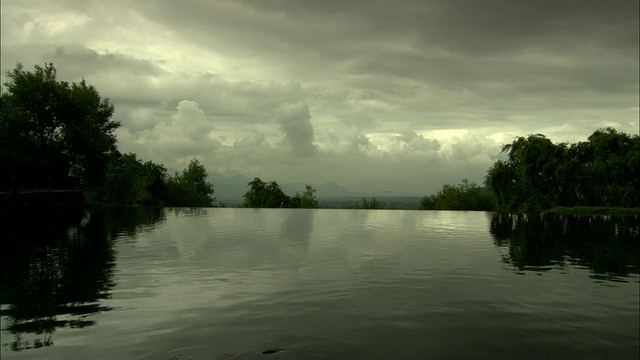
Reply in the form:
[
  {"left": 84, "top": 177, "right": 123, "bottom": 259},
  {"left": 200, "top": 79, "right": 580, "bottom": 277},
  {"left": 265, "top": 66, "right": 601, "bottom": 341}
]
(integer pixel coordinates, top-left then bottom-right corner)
[
  {"left": 242, "top": 177, "right": 318, "bottom": 208},
  {"left": 419, "top": 178, "right": 495, "bottom": 211},
  {"left": 485, "top": 128, "right": 638, "bottom": 212},
  {"left": 1, "top": 63, "right": 215, "bottom": 207},
  {"left": 423, "top": 128, "right": 638, "bottom": 213},
  {"left": 2, "top": 63, "right": 637, "bottom": 211}
]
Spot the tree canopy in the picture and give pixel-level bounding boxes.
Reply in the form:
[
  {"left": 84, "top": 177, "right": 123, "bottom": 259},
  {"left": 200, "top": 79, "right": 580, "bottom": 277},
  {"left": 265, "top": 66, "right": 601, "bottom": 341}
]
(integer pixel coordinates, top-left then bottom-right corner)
[
  {"left": 485, "top": 128, "right": 639, "bottom": 212},
  {"left": 290, "top": 184, "right": 319, "bottom": 209},
  {"left": 1, "top": 63, "right": 216, "bottom": 208},
  {"left": 242, "top": 178, "right": 318, "bottom": 208},
  {"left": 420, "top": 179, "right": 495, "bottom": 211},
  {"left": 166, "top": 159, "right": 215, "bottom": 207},
  {"left": 1, "top": 63, "right": 119, "bottom": 191},
  {"left": 90, "top": 154, "right": 215, "bottom": 207}
]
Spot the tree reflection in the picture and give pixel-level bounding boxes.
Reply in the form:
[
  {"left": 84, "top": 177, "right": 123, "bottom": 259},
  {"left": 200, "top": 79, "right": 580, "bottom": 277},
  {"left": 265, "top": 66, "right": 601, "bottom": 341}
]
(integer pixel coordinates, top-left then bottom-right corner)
[
  {"left": 0, "top": 207, "right": 165, "bottom": 351},
  {"left": 489, "top": 213, "right": 639, "bottom": 280}
]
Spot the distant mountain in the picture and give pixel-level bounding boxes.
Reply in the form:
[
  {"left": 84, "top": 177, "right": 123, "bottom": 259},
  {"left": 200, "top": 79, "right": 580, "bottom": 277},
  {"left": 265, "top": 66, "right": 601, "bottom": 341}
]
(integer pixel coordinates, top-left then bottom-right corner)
[
  {"left": 208, "top": 173, "right": 362, "bottom": 205},
  {"left": 315, "top": 180, "right": 362, "bottom": 197}
]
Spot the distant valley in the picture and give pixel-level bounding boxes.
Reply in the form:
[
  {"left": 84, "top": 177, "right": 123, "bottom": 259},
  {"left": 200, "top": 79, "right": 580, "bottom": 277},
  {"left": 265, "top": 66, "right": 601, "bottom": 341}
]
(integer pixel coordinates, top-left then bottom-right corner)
[{"left": 209, "top": 173, "right": 421, "bottom": 208}]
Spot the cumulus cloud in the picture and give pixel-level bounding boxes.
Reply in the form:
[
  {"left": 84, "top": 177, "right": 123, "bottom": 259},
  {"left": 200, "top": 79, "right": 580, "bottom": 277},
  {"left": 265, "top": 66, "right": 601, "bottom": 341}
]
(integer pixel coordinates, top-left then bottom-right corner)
[
  {"left": 116, "top": 100, "right": 221, "bottom": 168},
  {"left": 276, "top": 103, "right": 318, "bottom": 157}
]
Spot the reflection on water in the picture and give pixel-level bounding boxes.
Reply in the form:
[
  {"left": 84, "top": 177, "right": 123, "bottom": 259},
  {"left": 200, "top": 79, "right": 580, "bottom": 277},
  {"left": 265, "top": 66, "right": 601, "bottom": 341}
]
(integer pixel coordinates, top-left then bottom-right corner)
[
  {"left": 490, "top": 213, "right": 640, "bottom": 280},
  {"left": 0, "top": 208, "right": 165, "bottom": 351},
  {"left": 0, "top": 209, "right": 638, "bottom": 359}
]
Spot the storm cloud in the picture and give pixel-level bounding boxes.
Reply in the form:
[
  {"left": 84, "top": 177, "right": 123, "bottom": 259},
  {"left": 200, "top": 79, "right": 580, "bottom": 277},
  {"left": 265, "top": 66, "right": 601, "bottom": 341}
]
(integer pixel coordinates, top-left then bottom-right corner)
[{"left": 1, "top": 0, "right": 637, "bottom": 195}]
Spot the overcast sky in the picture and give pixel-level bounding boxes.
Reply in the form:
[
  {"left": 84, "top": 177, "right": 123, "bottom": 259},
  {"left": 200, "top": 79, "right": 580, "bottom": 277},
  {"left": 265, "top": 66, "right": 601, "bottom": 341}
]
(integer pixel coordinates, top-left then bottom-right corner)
[{"left": 2, "top": 0, "right": 638, "bottom": 195}]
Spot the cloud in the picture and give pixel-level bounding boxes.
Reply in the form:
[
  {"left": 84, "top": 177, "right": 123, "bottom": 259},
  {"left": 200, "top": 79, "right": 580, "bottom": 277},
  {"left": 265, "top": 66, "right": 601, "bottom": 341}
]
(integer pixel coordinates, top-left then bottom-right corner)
[
  {"left": 276, "top": 103, "right": 318, "bottom": 157},
  {"left": 1, "top": 0, "right": 637, "bottom": 196},
  {"left": 116, "top": 100, "right": 221, "bottom": 168}
]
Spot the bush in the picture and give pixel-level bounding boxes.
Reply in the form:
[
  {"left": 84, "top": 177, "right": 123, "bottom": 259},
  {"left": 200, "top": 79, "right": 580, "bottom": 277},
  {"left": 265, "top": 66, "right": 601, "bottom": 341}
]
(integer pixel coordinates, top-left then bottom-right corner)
[{"left": 420, "top": 179, "right": 495, "bottom": 211}]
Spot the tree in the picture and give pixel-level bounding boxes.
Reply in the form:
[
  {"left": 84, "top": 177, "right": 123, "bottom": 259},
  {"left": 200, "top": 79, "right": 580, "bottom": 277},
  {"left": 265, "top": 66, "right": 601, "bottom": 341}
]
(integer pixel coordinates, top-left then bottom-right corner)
[
  {"left": 167, "top": 159, "right": 215, "bottom": 207},
  {"left": 242, "top": 177, "right": 290, "bottom": 208},
  {"left": 343, "top": 197, "right": 384, "bottom": 209},
  {"left": 141, "top": 160, "right": 169, "bottom": 207},
  {"left": 420, "top": 179, "right": 495, "bottom": 210},
  {"left": 88, "top": 155, "right": 214, "bottom": 207},
  {"left": 585, "top": 128, "right": 639, "bottom": 207},
  {"left": 290, "top": 184, "right": 319, "bottom": 208},
  {"left": 90, "top": 152, "right": 173, "bottom": 207},
  {"left": 486, "top": 134, "right": 567, "bottom": 212},
  {"left": 486, "top": 128, "right": 639, "bottom": 212},
  {"left": 0, "top": 63, "right": 119, "bottom": 191},
  {"left": 99, "top": 152, "right": 150, "bottom": 206},
  {"left": 360, "top": 197, "right": 383, "bottom": 209}
]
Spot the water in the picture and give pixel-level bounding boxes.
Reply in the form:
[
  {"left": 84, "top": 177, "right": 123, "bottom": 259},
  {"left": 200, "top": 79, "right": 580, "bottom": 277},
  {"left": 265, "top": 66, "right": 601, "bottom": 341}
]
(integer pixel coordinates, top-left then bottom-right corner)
[{"left": 1, "top": 208, "right": 638, "bottom": 359}]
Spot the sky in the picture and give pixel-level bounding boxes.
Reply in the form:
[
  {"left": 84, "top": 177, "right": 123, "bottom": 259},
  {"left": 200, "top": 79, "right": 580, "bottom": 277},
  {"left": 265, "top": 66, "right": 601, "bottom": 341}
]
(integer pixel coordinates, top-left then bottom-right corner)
[{"left": 1, "top": 0, "right": 638, "bottom": 196}]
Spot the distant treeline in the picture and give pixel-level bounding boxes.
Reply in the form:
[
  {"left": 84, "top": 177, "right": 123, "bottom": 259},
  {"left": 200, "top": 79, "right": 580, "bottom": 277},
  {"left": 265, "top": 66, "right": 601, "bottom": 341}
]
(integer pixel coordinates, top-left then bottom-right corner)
[
  {"left": 419, "top": 179, "right": 495, "bottom": 211},
  {"left": 2, "top": 64, "right": 638, "bottom": 211},
  {"left": 242, "top": 177, "right": 318, "bottom": 208}
]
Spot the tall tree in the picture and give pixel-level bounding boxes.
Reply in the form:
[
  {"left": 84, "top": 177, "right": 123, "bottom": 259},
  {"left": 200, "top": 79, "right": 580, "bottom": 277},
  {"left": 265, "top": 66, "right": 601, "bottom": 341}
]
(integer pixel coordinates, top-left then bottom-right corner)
[
  {"left": 167, "top": 159, "right": 215, "bottom": 207},
  {"left": 0, "top": 63, "right": 119, "bottom": 191},
  {"left": 290, "top": 184, "right": 319, "bottom": 208}
]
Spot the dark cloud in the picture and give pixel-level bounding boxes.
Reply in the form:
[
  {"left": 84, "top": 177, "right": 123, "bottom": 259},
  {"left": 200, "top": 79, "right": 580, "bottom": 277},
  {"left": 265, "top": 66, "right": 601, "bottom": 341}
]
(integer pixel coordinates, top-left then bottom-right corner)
[
  {"left": 50, "top": 45, "right": 166, "bottom": 77},
  {"left": 1, "top": 0, "right": 637, "bottom": 195}
]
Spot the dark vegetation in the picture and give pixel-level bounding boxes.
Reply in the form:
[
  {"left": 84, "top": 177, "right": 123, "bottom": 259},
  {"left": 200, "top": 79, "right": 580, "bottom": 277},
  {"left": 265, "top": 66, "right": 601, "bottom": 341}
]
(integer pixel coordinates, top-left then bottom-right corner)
[
  {"left": 1, "top": 63, "right": 215, "bottom": 207},
  {"left": 342, "top": 197, "right": 385, "bottom": 209},
  {"left": 242, "top": 177, "right": 318, "bottom": 208},
  {"left": 419, "top": 179, "right": 495, "bottom": 211},
  {"left": 423, "top": 129, "right": 638, "bottom": 213},
  {"left": 89, "top": 155, "right": 215, "bottom": 207},
  {"left": 485, "top": 129, "right": 639, "bottom": 213},
  {"left": 2, "top": 63, "right": 638, "bottom": 212}
]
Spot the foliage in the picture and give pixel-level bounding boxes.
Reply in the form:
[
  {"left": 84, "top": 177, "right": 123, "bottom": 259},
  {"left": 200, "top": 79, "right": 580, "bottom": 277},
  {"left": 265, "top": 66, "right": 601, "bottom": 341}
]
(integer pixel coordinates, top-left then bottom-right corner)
[
  {"left": 97, "top": 153, "right": 152, "bottom": 206},
  {"left": 140, "top": 160, "right": 170, "bottom": 206},
  {"left": 242, "top": 177, "right": 288, "bottom": 208},
  {"left": 89, "top": 155, "right": 214, "bottom": 207},
  {"left": 486, "top": 128, "right": 639, "bottom": 212},
  {"left": 420, "top": 179, "right": 495, "bottom": 211},
  {"left": 360, "top": 197, "right": 383, "bottom": 209},
  {"left": 242, "top": 178, "right": 318, "bottom": 208},
  {"left": 290, "top": 184, "right": 319, "bottom": 208},
  {"left": 0, "top": 62, "right": 219, "bottom": 207},
  {"left": 0, "top": 63, "right": 119, "bottom": 191},
  {"left": 342, "top": 197, "right": 384, "bottom": 209},
  {"left": 167, "top": 159, "right": 215, "bottom": 207}
]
